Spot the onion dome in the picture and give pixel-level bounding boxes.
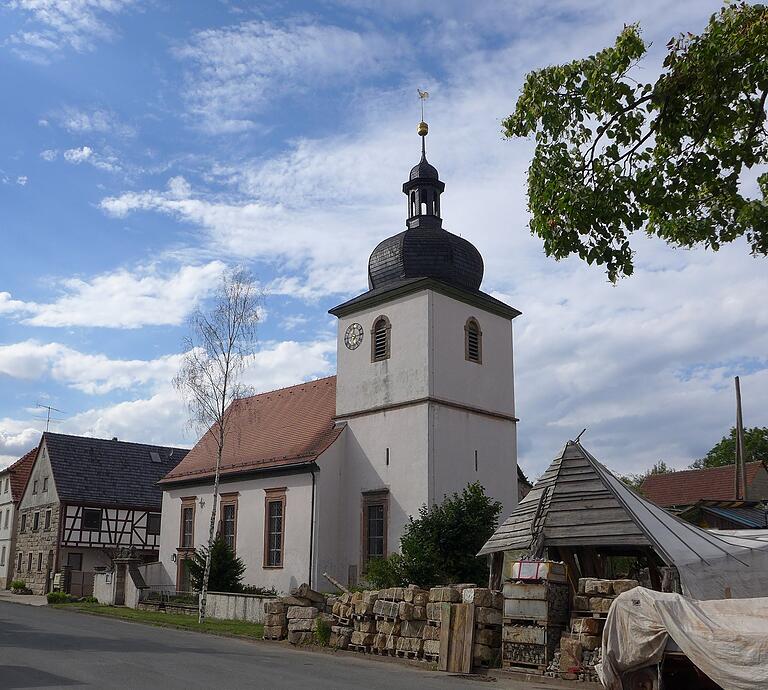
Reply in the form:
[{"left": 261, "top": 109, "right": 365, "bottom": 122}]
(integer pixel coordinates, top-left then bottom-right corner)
[{"left": 367, "top": 120, "right": 484, "bottom": 291}]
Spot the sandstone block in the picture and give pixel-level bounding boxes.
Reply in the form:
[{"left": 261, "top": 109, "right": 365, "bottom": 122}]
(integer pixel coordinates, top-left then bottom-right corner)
[
  {"left": 560, "top": 638, "right": 583, "bottom": 672},
  {"left": 292, "top": 583, "right": 325, "bottom": 603},
  {"left": 400, "top": 620, "right": 425, "bottom": 638},
  {"left": 572, "top": 617, "right": 601, "bottom": 635},
  {"left": 329, "top": 631, "right": 350, "bottom": 649},
  {"left": 474, "top": 606, "right": 502, "bottom": 626},
  {"left": 354, "top": 619, "right": 376, "bottom": 633},
  {"left": 589, "top": 597, "right": 613, "bottom": 613},
  {"left": 373, "top": 633, "right": 388, "bottom": 651},
  {"left": 475, "top": 628, "right": 501, "bottom": 647},
  {"left": 422, "top": 624, "right": 441, "bottom": 641},
  {"left": 288, "top": 619, "right": 314, "bottom": 632},
  {"left": 397, "top": 636, "right": 423, "bottom": 653},
  {"left": 354, "top": 600, "right": 374, "bottom": 616},
  {"left": 263, "top": 625, "right": 286, "bottom": 639},
  {"left": 362, "top": 590, "right": 379, "bottom": 605},
  {"left": 398, "top": 602, "right": 415, "bottom": 620},
  {"left": 374, "top": 599, "right": 399, "bottom": 618},
  {"left": 462, "top": 587, "right": 492, "bottom": 607},
  {"left": 584, "top": 579, "right": 612, "bottom": 596},
  {"left": 579, "top": 635, "right": 601, "bottom": 651},
  {"left": 281, "top": 595, "right": 311, "bottom": 607},
  {"left": 265, "top": 600, "right": 286, "bottom": 615},
  {"left": 472, "top": 643, "right": 493, "bottom": 663},
  {"left": 573, "top": 595, "right": 591, "bottom": 610},
  {"left": 287, "top": 606, "right": 319, "bottom": 619},
  {"left": 429, "top": 587, "right": 460, "bottom": 603},
  {"left": 403, "top": 587, "right": 429, "bottom": 605},
  {"left": 491, "top": 591, "right": 504, "bottom": 610},
  {"left": 423, "top": 639, "right": 440, "bottom": 656},
  {"left": 376, "top": 619, "right": 401, "bottom": 635},
  {"left": 287, "top": 631, "right": 313, "bottom": 645},
  {"left": 350, "top": 631, "right": 375, "bottom": 646},
  {"left": 612, "top": 579, "right": 639, "bottom": 595},
  {"left": 426, "top": 602, "right": 450, "bottom": 623},
  {"left": 265, "top": 613, "right": 287, "bottom": 626},
  {"left": 411, "top": 605, "right": 426, "bottom": 621}
]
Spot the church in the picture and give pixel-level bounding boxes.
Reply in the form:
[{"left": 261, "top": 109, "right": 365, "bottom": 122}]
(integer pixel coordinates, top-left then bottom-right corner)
[{"left": 156, "top": 121, "right": 522, "bottom": 593}]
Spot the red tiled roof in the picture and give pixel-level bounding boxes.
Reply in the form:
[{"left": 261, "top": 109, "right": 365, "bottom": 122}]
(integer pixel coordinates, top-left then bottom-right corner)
[
  {"left": 160, "top": 376, "right": 341, "bottom": 485},
  {"left": 7, "top": 448, "right": 38, "bottom": 503},
  {"left": 640, "top": 461, "right": 768, "bottom": 507}
]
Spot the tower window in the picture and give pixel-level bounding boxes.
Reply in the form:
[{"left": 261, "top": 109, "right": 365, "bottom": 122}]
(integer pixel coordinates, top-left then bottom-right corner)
[
  {"left": 465, "top": 318, "right": 482, "bottom": 364},
  {"left": 371, "top": 316, "right": 391, "bottom": 362}
]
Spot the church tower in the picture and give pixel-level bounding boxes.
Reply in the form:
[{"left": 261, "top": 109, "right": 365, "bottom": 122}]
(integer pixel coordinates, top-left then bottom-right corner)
[{"left": 329, "top": 120, "right": 520, "bottom": 584}]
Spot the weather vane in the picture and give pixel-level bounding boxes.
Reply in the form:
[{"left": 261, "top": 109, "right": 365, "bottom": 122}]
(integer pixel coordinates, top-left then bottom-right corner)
[{"left": 417, "top": 88, "right": 429, "bottom": 138}]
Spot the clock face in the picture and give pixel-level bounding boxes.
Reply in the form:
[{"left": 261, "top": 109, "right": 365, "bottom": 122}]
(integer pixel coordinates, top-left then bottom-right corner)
[{"left": 344, "top": 322, "right": 364, "bottom": 350}]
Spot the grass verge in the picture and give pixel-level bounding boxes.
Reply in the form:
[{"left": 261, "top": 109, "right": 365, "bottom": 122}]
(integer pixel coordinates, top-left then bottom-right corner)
[{"left": 51, "top": 603, "right": 264, "bottom": 640}]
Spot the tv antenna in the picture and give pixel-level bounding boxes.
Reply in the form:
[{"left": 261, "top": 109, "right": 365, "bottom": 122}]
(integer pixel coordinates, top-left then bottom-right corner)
[{"left": 34, "top": 403, "right": 64, "bottom": 432}]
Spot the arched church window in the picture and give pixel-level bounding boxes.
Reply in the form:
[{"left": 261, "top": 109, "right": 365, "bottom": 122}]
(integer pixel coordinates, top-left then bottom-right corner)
[
  {"left": 371, "top": 316, "right": 391, "bottom": 362},
  {"left": 465, "top": 318, "right": 482, "bottom": 364}
]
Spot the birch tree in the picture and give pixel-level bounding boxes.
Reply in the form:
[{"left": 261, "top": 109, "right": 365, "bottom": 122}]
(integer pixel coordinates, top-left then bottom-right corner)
[{"left": 174, "top": 268, "right": 260, "bottom": 623}]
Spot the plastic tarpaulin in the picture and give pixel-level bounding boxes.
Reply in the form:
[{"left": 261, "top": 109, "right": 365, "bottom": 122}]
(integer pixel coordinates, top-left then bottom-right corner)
[{"left": 597, "top": 588, "right": 768, "bottom": 690}]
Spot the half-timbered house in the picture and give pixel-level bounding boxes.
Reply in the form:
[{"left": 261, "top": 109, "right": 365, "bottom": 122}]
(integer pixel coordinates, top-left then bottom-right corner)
[{"left": 13, "top": 432, "right": 187, "bottom": 594}]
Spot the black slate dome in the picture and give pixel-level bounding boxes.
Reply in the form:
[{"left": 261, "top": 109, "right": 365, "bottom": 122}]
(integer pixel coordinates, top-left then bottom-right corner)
[{"left": 367, "top": 122, "right": 484, "bottom": 291}]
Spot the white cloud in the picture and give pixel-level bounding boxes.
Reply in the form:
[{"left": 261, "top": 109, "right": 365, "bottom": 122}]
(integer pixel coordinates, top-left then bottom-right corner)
[
  {"left": 6, "top": 0, "right": 139, "bottom": 61},
  {"left": 40, "top": 149, "right": 57, "bottom": 161},
  {"left": 0, "top": 422, "right": 40, "bottom": 468},
  {"left": 0, "top": 261, "right": 226, "bottom": 328},
  {"left": 174, "top": 20, "right": 402, "bottom": 133},
  {"left": 62, "top": 145, "right": 120, "bottom": 171},
  {"left": 16, "top": 175, "right": 28, "bottom": 185},
  {"left": 54, "top": 106, "right": 135, "bottom": 137}
]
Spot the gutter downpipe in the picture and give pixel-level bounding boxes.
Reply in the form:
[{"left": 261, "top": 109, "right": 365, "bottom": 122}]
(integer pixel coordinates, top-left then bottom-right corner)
[{"left": 309, "top": 469, "right": 316, "bottom": 588}]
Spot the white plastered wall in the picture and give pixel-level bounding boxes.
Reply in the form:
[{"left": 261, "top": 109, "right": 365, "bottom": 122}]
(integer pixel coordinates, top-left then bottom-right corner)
[
  {"left": 158, "top": 471, "right": 315, "bottom": 595},
  {"left": 0, "top": 468, "right": 16, "bottom": 587}
]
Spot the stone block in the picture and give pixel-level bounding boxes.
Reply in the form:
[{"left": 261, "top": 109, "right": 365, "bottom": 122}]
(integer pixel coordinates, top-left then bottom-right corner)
[
  {"left": 462, "top": 587, "right": 493, "bottom": 607},
  {"left": 265, "top": 600, "right": 286, "bottom": 615},
  {"left": 287, "top": 631, "right": 313, "bottom": 645},
  {"left": 472, "top": 643, "right": 493, "bottom": 663},
  {"left": 329, "top": 631, "right": 350, "bottom": 649},
  {"left": 288, "top": 619, "right": 314, "bottom": 632},
  {"left": 491, "top": 591, "right": 504, "bottom": 610},
  {"left": 400, "top": 620, "right": 425, "bottom": 638},
  {"left": 560, "top": 638, "right": 583, "bottom": 672},
  {"left": 579, "top": 635, "right": 601, "bottom": 651},
  {"left": 398, "top": 602, "right": 415, "bottom": 620},
  {"left": 376, "top": 619, "right": 401, "bottom": 635},
  {"left": 403, "top": 587, "right": 429, "bottom": 606},
  {"left": 584, "top": 579, "right": 612, "bottom": 596},
  {"left": 475, "top": 628, "right": 501, "bottom": 647},
  {"left": 397, "top": 636, "right": 423, "bottom": 653},
  {"left": 265, "top": 613, "right": 287, "bottom": 626},
  {"left": 423, "top": 639, "right": 440, "bottom": 656},
  {"left": 426, "top": 602, "right": 450, "bottom": 623},
  {"left": 373, "top": 633, "right": 388, "bottom": 651},
  {"left": 612, "top": 579, "right": 639, "bottom": 595},
  {"left": 287, "top": 606, "right": 319, "bottom": 620},
  {"left": 429, "top": 587, "right": 460, "bottom": 603},
  {"left": 281, "top": 595, "right": 312, "bottom": 607},
  {"left": 354, "top": 619, "right": 376, "bottom": 633},
  {"left": 422, "top": 624, "right": 441, "bottom": 641},
  {"left": 589, "top": 597, "right": 613, "bottom": 613},
  {"left": 263, "top": 625, "right": 286, "bottom": 639},
  {"left": 292, "top": 584, "right": 325, "bottom": 603},
  {"left": 362, "top": 590, "right": 379, "bottom": 605},
  {"left": 572, "top": 617, "right": 601, "bottom": 635},
  {"left": 573, "top": 595, "right": 591, "bottom": 610},
  {"left": 350, "top": 631, "right": 375, "bottom": 646},
  {"left": 474, "top": 606, "right": 502, "bottom": 626},
  {"left": 374, "top": 599, "right": 399, "bottom": 618},
  {"left": 411, "top": 605, "right": 426, "bottom": 621},
  {"left": 354, "top": 600, "right": 374, "bottom": 616}
]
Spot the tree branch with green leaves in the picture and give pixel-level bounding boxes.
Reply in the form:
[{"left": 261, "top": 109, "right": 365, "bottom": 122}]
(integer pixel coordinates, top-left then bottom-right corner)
[{"left": 505, "top": 2, "right": 768, "bottom": 281}]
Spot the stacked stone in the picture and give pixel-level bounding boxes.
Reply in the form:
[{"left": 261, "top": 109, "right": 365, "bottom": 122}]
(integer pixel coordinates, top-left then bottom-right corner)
[
  {"left": 463, "top": 588, "right": 503, "bottom": 668},
  {"left": 557, "top": 578, "right": 638, "bottom": 680},
  {"left": 263, "top": 599, "right": 288, "bottom": 640},
  {"left": 282, "top": 585, "right": 334, "bottom": 646},
  {"left": 423, "top": 585, "right": 458, "bottom": 661},
  {"left": 350, "top": 590, "right": 379, "bottom": 650},
  {"left": 330, "top": 591, "right": 356, "bottom": 649}
]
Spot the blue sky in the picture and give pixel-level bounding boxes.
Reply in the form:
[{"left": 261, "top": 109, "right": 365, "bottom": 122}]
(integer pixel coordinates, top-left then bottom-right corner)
[{"left": 1, "top": 0, "right": 766, "bottom": 477}]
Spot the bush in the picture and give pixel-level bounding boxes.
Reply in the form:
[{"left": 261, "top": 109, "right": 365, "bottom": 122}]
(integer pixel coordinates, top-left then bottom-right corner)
[
  {"left": 10, "top": 580, "right": 26, "bottom": 590},
  {"left": 365, "top": 482, "right": 502, "bottom": 589},
  {"left": 186, "top": 536, "right": 246, "bottom": 593},
  {"left": 239, "top": 585, "right": 279, "bottom": 596},
  {"left": 80, "top": 596, "right": 99, "bottom": 604},
  {"left": 47, "top": 591, "right": 76, "bottom": 604},
  {"left": 314, "top": 615, "right": 331, "bottom": 646}
]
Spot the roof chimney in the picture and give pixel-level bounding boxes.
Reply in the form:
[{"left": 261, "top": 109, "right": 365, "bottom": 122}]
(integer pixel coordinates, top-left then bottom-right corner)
[{"left": 112, "top": 437, "right": 118, "bottom": 442}]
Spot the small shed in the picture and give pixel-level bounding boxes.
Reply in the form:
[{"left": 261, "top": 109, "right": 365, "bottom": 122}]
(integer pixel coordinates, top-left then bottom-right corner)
[{"left": 480, "top": 440, "right": 768, "bottom": 600}]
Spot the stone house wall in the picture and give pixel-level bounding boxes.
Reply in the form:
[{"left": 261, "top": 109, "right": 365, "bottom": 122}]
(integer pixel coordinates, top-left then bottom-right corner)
[{"left": 13, "top": 501, "right": 61, "bottom": 593}]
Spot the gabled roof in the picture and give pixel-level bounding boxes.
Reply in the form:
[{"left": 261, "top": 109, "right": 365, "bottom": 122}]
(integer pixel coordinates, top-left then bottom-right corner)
[
  {"left": 480, "top": 441, "right": 768, "bottom": 600},
  {"left": 43, "top": 433, "right": 188, "bottom": 510},
  {"left": 6, "top": 448, "right": 37, "bottom": 503},
  {"left": 679, "top": 500, "right": 768, "bottom": 529},
  {"left": 160, "top": 376, "right": 342, "bottom": 486},
  {"left": 640, "top": 462, "right": 768, "bottom": 507}
]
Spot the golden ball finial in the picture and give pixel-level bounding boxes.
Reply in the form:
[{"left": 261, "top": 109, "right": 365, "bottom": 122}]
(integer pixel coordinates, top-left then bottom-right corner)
[{"left": 418, "top": 121, "right": 428, "bottom": 136}]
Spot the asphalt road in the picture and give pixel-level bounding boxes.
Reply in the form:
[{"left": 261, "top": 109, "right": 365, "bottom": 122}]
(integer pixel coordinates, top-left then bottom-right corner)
[{"left": 0, "top": 602, "right": 498, "bottom": 690}]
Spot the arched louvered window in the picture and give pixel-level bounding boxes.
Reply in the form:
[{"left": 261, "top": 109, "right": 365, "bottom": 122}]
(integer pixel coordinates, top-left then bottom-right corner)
[
  {"left": 371, "top": 316, "right": 391, "bottom": 362},
  {"left": 465, "top": 318, "right": 482, "bottom": 364}
]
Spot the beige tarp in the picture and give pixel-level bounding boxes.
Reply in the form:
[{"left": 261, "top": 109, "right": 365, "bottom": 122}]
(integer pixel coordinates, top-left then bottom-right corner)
[{"left": 597, "top": 587, "right": 768, "bottom": 690}]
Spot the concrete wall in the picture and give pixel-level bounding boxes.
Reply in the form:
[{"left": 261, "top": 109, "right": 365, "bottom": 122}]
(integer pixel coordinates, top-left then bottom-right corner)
[
  {"left": 206, "top": 592, "right": 273, "bottom": 624},
  {"left": 158, "top": 471, "right": 316, "bottom": 595},
  {"left": 93, "top": 571, "right": 115, "bottom": 604},
  {"left": 336, "top": 291, "right": 430, "bottom": 416}
]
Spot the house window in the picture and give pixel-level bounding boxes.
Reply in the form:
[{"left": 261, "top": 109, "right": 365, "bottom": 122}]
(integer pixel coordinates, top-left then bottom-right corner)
[
  {"left": 43, "top": 477, "right": 48, "bottom": 492},
  {"left": 20, "top": 513, "right": 27, "bottom": 533},
  {"left": 178, "top": 557, "right": 192, "bottom": 592},
  {"left": 33, "top": 480, "right": 38, "bottom": 495},
  {"left": 220, "top": 495, "right": 238, "bottom": 551},
  {"left": 4, "top": 509, "right": 8, "bottom": 529},
  {"left": 67, "top": 553, "right": 82, "bottom": 570},
  {"left": 3, "top": 478, "right": 8, "bottom": 493},
  {"left": 47, "top": 550, "right": 53, "bottom": 572},
  {"left": 44, "top": 510, "right": 51, "bottom": 530},
  {"left": 264, "top": 488, "right": 286, "bottom": 568},
  {"left": 146, "top": 513, "right": 161, "bottom": 536},
  {"left": 37, "top": 552, "right": 42, "bottom": 572},
  {"left": 465, "top": 318, "right": 482, "bottom": 363},
  {"left": 33, "top": 512, "right": 39, "bottom": 531},
  {"left": 371, "top": 316, "right": 391, "bottom": 362},
  {"left": 362, "top": 490, "right": 389, "bottom": 569},
  {"left": 17, "top": 552, "right": 23, "bottom": 573},
  {"left": 27, "top": 552, "right": 32, "bottom": 572},
  {"left": 82, "top": 508, "right": 102, "bottom": 531},
  {"left": 0, "top": 545, "right": 5, "bottom": 566},
  {"left": 180, "top": 500, "right": 195, "bottom": 548}
]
